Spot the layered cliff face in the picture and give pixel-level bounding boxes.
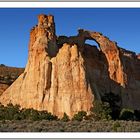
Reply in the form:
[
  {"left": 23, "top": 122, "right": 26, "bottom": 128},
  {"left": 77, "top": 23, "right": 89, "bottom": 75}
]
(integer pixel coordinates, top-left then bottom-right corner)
[
  {"left": 0, "top": 14, "right": 140, "bottom": 118},
  {"left": 0, "top": 65, "right": 24, "bottom": 95}
]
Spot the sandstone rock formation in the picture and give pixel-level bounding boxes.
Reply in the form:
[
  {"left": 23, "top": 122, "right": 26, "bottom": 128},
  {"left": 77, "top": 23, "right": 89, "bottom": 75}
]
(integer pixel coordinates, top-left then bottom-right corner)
[
  {"left": 0, "top": 14, "right": 140, "bottom": 118},
  {"left": 0, "top": 84, "right": 9, "bottom": 96},
  {"left": 0, "top": 65, "right": 24, "bottom": 95}
]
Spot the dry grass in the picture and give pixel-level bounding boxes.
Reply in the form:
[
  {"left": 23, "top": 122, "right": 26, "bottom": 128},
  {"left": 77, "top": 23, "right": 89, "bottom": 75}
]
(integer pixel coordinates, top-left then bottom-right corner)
[{"left": 0, "top": 120, "right": 140, "bottom": 132}]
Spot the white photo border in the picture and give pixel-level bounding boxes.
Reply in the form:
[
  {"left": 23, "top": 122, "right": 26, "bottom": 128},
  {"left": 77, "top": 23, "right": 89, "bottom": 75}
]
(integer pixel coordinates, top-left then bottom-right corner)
[
  {"left": 0, "top": 2, "right": 140, "bottom": 7},
  {"left": 0, "top": 2, "right": 140, "bottom": 138}
]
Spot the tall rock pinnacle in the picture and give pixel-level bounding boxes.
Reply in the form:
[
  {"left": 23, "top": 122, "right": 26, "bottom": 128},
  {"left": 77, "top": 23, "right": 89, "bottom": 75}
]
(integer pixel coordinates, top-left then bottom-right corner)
[
  {"left": 29, "top": 14, "right": 58, "bottom": 57},
  {"left": 0, "top": 14, "right": 94, "bottom": 118}
]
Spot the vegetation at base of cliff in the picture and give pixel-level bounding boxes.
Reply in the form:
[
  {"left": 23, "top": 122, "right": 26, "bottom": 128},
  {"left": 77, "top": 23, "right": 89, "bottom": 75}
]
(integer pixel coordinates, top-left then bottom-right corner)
[
  {"left": 101, "top": 92, "right": 121, "bottom": 120},
  {"left": 119, "top": 108, "right": 135, "bottom": 121},
  {"left": 0, "top": 103, "right": 58, "bottom": 121},
  {"left": 92, "top": 101, "right": 140, "bottom": 121},
  {"left": 72, "top": 111, "right": 87, "bottom": 121},
  {"left": 61, "top": 113, "right": 70, "bottom": 122},
  {"left": 91, "top": 100, "right": 112, "bottom": 121},
  {"left": 1, "top": 95, "right": 140, "bottom": 122},
  {"left": 91, "top": 92, "right": 140, "bottom": 121}
]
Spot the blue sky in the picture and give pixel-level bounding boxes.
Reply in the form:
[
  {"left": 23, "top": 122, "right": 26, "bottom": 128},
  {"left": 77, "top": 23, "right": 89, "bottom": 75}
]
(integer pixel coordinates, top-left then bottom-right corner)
[{"left": 0, "top": 8, "right": 140, "bottom": 67}]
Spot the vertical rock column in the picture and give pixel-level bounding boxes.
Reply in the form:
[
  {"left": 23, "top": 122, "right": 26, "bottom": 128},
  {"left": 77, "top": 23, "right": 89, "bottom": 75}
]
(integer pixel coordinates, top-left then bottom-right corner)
[
  {"left": 0, "top": 14, "right": 58, "bottom": 110},
  {"left": 0, "top": 15, "right": 94, "bottom": 118},
  {"left": 23, "top": 14, "right": 58, "bottom": 109}
]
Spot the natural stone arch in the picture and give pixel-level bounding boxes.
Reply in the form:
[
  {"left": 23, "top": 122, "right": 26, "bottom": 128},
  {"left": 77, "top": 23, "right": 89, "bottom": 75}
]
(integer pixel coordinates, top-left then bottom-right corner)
[{"left": 78, "top": 29, "right": 126, "bottom": 87}]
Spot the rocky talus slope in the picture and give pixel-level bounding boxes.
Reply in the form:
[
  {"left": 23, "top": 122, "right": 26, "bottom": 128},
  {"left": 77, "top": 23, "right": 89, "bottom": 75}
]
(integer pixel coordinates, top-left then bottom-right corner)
[{"left": 0, "top": 14, "right": 140, "bottom": 118}]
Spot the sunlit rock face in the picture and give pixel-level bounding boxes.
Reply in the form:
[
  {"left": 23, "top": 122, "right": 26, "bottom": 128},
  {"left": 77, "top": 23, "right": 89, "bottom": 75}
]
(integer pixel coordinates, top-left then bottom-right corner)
[{"left": 0, "top": 14, "right": 140, "bottom": 118}]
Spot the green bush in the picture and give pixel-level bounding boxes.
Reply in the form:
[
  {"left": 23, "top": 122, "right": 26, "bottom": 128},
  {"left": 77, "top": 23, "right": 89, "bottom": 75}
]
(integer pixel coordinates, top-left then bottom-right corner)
[
  {"left": 8, "top": 104, "right": 19, "bottom": 120},
  {"left": 72, "top": 111, "right": 87, "bottom": 121},
  {"left": 3, "top": 103, "right": 21, "bottom": 120},
  {"left": 61, "top": 113, "right": 70, "bottom": 122},
  {"left": 92, "top": 100, "right": 112, "bottom": 121},
  {"left": 112, "top": 121, "right": 121, "bottom": 131},
  {"left": 101, "top": 92, "right": 121, "bottom": 119},
  {"left": 21, "top": 108, "right": 40, "bottom": 121},
  {"left": 0, "top": 103, "right": 58, "bottom": 121},
  {"left": 119, "top": 108, "right": 135, "bottom": 120},
  {"left": 39, "top": 111, "right": 58, "bottom": 121},
  {"left": 0, "top": 104, "right": 6, "bottom": 120}
]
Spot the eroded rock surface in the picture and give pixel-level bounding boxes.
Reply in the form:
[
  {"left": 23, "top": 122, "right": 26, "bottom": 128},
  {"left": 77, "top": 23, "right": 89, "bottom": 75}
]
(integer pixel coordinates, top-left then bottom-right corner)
[
  {"left": 0, "top": 65, "right": 24, "bottom": 95},
  {"left": 0, "top": 14, "right": 140, "bottom": 118}
]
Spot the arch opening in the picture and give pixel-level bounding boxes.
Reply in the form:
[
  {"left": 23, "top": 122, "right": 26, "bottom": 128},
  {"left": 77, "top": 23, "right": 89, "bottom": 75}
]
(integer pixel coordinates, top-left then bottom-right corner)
[{"left": 85, "top": 39, "right": 100, "bottom": 50}]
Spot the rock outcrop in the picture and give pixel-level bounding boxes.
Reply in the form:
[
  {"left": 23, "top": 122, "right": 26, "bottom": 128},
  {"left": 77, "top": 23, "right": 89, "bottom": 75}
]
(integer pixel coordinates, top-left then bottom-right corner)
[
  {"left": 0, "top": 14, "right": 140, "bottom": 118},
  {"left": 0, "top": 84, "right": 9, "bottom": 96},
  {"left": 0, "top": 65, "right": 24, "bottom": 95}
]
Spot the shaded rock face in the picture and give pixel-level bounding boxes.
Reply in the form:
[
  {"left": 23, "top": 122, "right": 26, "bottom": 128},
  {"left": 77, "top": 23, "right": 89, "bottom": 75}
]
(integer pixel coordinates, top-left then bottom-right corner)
[{"left": 0, "top": 14, "right": 140, "bottom": 118}]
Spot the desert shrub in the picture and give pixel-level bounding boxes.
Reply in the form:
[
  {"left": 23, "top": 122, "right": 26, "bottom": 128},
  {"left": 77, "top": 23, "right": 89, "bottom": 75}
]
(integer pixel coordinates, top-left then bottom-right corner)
[
  {"left": 4, "top": 103, "right": 21, "bottom": 120},
  {"left": 29, "top": 109, "right": 40, "bottom": 121},
  {"left": 112, "top": 121, "right": 121, "bottom": 131},
  {"left": 0, "top": 104, "right": 6, "bottom": 120},
  {"left": 72, "top": 111, "right": 87, "bottom": 121},
  {"left": 61, "top": 113, "right": 70, "bottom": 122},
  {"left": 0, "top": 64, "right": 5, "bottom": 67},
  {"left": 0, "top": 103, "right": 21, "bottom": 120},
  {"left": 38, "top": 110, "right": 58, "bottom": 121},
  {"left": 92, "top": 100, "right": 112, "bottom": 121},
  {"left": 60, "top": 129, "right": 65, "bottom": 132},
  {"left": 119, "top": 108, "right": 135, "bottom": 121},
  {"left": 101, "top": 92, "right": 121, "bottom": 119},
  {"left": 4, "top": 75, "right": 10, "bottom": 80},
  {"left": 21, "top": 109, "right": 58, "bottom": 121},
  {"left": 0, "top": 103, "right": 58, "bottom": 121},
  {"left": 134, "top": 110, "right": 140, "bottom": 121},
  {"left": 84, "top": 114, "right": 95, "bottom": 120},
  {"left": 21, "top": 108, "right": 40, "bottom": 121}
]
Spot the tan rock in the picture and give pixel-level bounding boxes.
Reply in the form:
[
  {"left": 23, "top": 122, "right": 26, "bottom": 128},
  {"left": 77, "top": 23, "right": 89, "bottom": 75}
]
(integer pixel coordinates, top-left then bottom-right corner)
[{"left": 0, "top": 14, "right": 94, "bottom": 118}]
